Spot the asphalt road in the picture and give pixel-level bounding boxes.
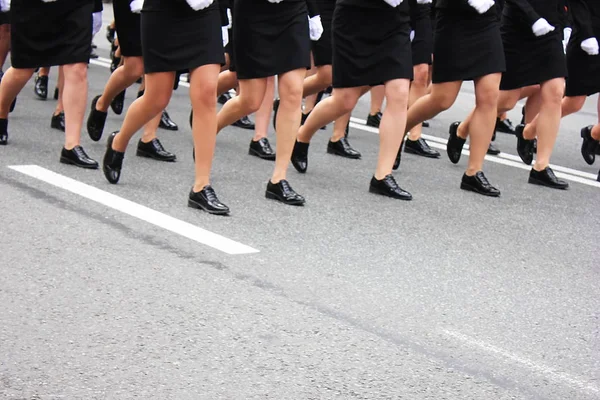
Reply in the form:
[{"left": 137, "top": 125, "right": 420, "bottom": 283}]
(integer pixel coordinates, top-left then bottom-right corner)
[{"left": 0, "top": 9, "right": 599, "bottom": 400}]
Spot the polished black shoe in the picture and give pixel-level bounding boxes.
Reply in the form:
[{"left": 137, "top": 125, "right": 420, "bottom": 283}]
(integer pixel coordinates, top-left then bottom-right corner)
[
  {"left": 580, "top": 125, "right": 598, "bottom": 165},
  {"left": 272, "top": 98, "right": 280, "bottom": 130},
  {"left": 487, "top": 142, "right": 501, "bottom": 155},
  {"left": 136, "top": 138, "right": 176, "bottom": 162},
  {"left": 369, "top": 174, "right": 412, "bottom": 201},
  {"left": 344, "top": 121, "right": 350, "bottom": 138},
  {"left": 188, "top": 185, "right": 230, "bottom": 215},
  {"left": 106, "top": 25, "right": 116, "bottom": 44},
  {"left": 89, "top": 49, "right": 99, "bottom": 60},
  {"left": 159, "top": 109, "right": 179, "bottom": 131},
  {"left": 249, "top": 137, "right": 276, "bottom": 160},
  {"left": 9, "top": 97, "right": 16, "bottom": 113},
  {"left": 103, "top": 132, "right": 125, "bottom": 184},
  {"left": 34, "top": 74, "right": 48, "bottom": 100},
  {"left": 110, "top": 54, "right": 120, "bottom": 73},
  {"left": 291, "top": 141, "right": 309, "bottom": 173},
  {"left": 327, "top": 137, "right": 361, "bottom": 159},
  {"left": 53, "top": 87, "right": 59, "bottom": 100},
  {"left": 495, "top": 117, "right": 515, "bottom": 134},
  {"left": 515, "top": 124, "right": 534, "bottom": 165},
  {"left": 0, "top": 118, "right": 7, "bottom": 145},
  {"left": 60, "top": 146, "right": 99, "bottom": 169},
  {"left": 110, "top": 89, "right": 126, "bottom": 115},
  {"left": 232, "top": 115, "right": 255, "bottom": 130},
  {"left": 422, "top": 120, "right": 430, "bottom": 128},
  {"left": 51, "top": 112, "right": 65, "bottom": 132},
  {"left": 366, "top": 111, "right": 382, "bottom": 128},
  {"left": 405, "top": 137, "right": 441, "bottom": 158},
  {"left": 460, "top": 171, "right": 501, "bottom": 197},
  {"left": 218, "top": 92, "right": 232, "bottom": 105},
  {"left": 301, "top": 112, "right": 309, "bottom": 126},
  {"left": 529, "top": 166, "right": 569, "bottom": 190},
  {"left": 87, "top": 95, "right": 108, "bottom": 142},
  {"left": 447, "top": 122, "right": 466, "bottom": 164},
  {"left": 393, "top": 139, "right": 405, "bottom": 171},
  {"left": 265, "top": 180, "right": 305, "bottom": 206}
]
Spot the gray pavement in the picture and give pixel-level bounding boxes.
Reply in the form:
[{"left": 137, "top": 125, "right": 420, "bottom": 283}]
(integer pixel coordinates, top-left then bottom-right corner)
[{"left": 1, "top": 15, "right": 599, "bottom": 400}]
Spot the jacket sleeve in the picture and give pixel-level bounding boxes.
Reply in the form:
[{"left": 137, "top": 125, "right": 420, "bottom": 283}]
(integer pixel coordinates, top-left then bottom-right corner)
[
  {"left": 306, "top": 0, "right": 319, "bottom": 18},
  {"left": 570, "top": 0, "right": 595, "bottom": 39},
  {"left": 505, "top": 0, "right": 542, "bottom": 25}
]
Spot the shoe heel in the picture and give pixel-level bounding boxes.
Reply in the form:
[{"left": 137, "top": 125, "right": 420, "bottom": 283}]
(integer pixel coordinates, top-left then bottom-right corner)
[
  {"left": 188, "top": 199, "right": 202, "bottom": 210},
  {"left": 265, "top": 191, "right": 279, "bottom": 201},
  {"left": 59, "top": 156, "right": 73, "bottom": 166}
]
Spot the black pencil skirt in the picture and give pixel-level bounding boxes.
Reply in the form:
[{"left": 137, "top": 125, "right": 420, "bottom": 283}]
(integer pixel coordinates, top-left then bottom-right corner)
[
  {"left": 113, "top": 0, "right": 142, "bottom": 57},
  {"left": 565, "top": 32, "right": 600, "bottom": 97},
  {"left": 312, "top": 1, "right": 335, "bottom": 67}
]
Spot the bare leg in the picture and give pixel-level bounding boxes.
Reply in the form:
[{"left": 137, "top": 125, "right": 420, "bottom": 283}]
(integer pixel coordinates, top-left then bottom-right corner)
[
  {"left": 61, "top": 63, "right": 88, "bottom": 149},
  {"left": 331, "top": 112, "right": 351, "bottom": 142},
  {"left": 369, "top": 85, "right": 385, "bottom": 116},
  {"left": 216, "top": 78, "right": 266, "bottom": 132},
  {"left": 0, "top": 24, "right": 10, "bottom": 70},
  {"left": 407, "top": 64, "right": 430, "bottom": 140},
  {"left": 560, "top": 95, "right": 586, "bottom": 118},
  {"left": 253, "top": 76, "right": 275, "bottom": 141},
  {"left": 96, "top": 57, "right": 144, "bottom": 111},
  {"left": 53, "top": 66, "right": 65, "bottom": 115},
  {"left": 0, "top": 68, "right": 34, "bottom": 117},
  {"left": 405, "top": 81, "right": 462, "bottom": 134}
]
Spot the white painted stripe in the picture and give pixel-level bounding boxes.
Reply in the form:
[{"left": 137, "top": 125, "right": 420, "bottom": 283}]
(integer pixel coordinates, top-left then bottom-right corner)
[
  {"left": 441, "top": 329, "right": 600, "bottom": 395},
  {"left": 8, "top": 165, "right": 260, "bottom": 255},
  {"left": 349, "top": 117, "right": 600, "bottom": 188}
]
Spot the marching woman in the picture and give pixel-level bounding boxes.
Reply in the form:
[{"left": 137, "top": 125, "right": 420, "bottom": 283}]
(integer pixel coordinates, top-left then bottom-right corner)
[
  {"left": 0, "top": 0, "right": 98, "bottom": 169},
  {"left": 88, "top": 0, "right": 176, "bottom": 163},
  {"left": 102, "top": 0, "right": 230, "bottom": 215},
  {"left": 399, "top": 0, "right": 505, "bottom": 197},
  {"left": 497, "top": 0, "right": 569, "bottom": 190},
  {"left": 215, "top": 0, "right": 322, "bottom": 206},
  {"left": 403, "top": 0, "right": 440, "bottom": 159},
  {"left": 559, "top": 0, "right": 600, "bottom": 172},
  {"left": 295, "top": 0, "right": 414, "bottom": 200}
]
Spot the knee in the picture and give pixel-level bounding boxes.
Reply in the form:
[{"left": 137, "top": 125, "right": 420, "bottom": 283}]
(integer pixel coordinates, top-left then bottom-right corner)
[
  {"left": 315, "top": 66, "right": 333, "bottom": 87},
  {"left": 386, "top": 84, "right": 410, "bottom": 109},
  {"left": 336, "top": 91, "right": 359, "bottom": 114},
  {"left": 432, "top": 92, "right": 455, "bottom": 112},
  {"left": 475, "top": 88, "right": 500, "bottom": 110},
  {"left": 497, "top": 92, "right": 519, "bottom": 114},
  {"left": 192, "top": 82, "right": 218, "bottom": 110},
  {"left": 123, "top": 58, "right": 144, "bottom": 80},
  {"left": 64, "top": 63, "right": 87, "bottom": 84},
  {"left": 542, "top": 80, "right": 565, "bottom": 106},
  {"left": 239, "top": 92, "right": 263, "bottom": 113},
  {"left": 279, "top": 81, "right": 304, "bottom": 108},
  {"left": 412, "top": 65, "right": 429, "bottom": 88},
  {"left": 563, "top": 96, "right": 585, "bottom": 114}
]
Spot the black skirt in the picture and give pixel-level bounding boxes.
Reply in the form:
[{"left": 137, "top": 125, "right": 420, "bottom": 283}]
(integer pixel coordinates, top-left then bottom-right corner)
[
  {"left": 332, "top": 4, "right": 413, "bottom": 88},
  {"left": 114, "top": 0, "right": 142, "bottom": 57},
  {"left": 233, "top": 0, "right": 310, "bottom": 80},
  {"left": 500, "top": 15, "right": 566, "bottom": 90},
  {"left": 10, "top": 0, "right": 93, "bottom": 69},
  {"left": 565, "top": 31, "right": 600, "bottom": 97},
  {"left": 432, "top": 7, "right": 505, "bottom": 83},
  {"left": 0, "top": 11, "right": 9, "bottom": 25},
  {"left": 141, "top": 1, "right": 224, "bottom": 74},
  {"left": 312, "top": 1, "right": 335, "bottom": 67},
  {"left": 411, "top": 15, "right": 433, "bottom": 66}
]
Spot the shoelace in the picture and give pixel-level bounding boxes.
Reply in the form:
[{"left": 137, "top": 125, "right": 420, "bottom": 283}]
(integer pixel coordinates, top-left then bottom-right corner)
[
  {"left": 73, "top": 146, "right": 88, "bottom": 160},
  {"left": 279, "top": 180, "right": 293, "bottom": 195},
  {"left": 383, "top": 174, "right": 400, "bottom": 189},
  {"left": 545, "top": 167, "right": 557, "bottom": 181},
  {"left": 418, "top": 138, "right": 431, "bottom": 150},
  {"left": 260, "top": 138, "right": 273, "bottom": 152},
  {"left": 475, "top": 171, "right": 491, "bottom": 188},
  {"left": 203, "top": 186, "right": 219, "bottom": 203},
  {"left": 152, "top": 139, "right": 166, "bottom": 152}
]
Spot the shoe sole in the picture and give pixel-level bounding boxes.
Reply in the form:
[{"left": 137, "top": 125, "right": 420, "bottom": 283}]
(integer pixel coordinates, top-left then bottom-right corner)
[
  {"left": 265, "top": 191, "right": 305, "bottom": 206},
  {"left": 136, "top": 149, "right": 177, "bottom": 162},
  {"left": 291, "top": 161, "right": 307, "bottom": 174},
  {"left": 326, "top": 147, "right": 361, "bottom": 159},
  {"left": 188, "top": 199, "right": 230, "bottom": 216},
  {"left": 248, "top": 148, "right": 276, "bottom": 161},
  {"left": 486, "top": 150, "right": 501, "bottom": 156},
  {"left": 528, "top": 177, "right": 569, "bottom": 190},
  {"left": 368, "top": 187, "right": 412, "bottom": 201},
  {"left": 580, "top": 127, "right": 596, "bottom": 165},
  {"left": 460, "top": 182, "right": 501, "bottom": 197},
  {"left": 159, "top": 123, "right": 179, "bottom": 131},
  {"left": 404, "top": 147, "right": 441, "bottom": 158},
  {"left": 59, "top": 157, "right": 99, "bottom": 169},
  {"left": 232, "top": 124, "right": 255, "bottom": 130}
]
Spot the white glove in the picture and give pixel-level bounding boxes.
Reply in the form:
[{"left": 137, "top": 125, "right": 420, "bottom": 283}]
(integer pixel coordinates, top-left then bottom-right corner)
[
  {"left": 92, "top": 11, "right": 103, "bottom": 35},
  {"left": 416, "top": 0, "right": 432, "bottom": 3},
  {"left": 383, "top": 0, "right": 403, "bottom": 7},
  {"left": 562, "top": 27, "right": 572, "bottom": 53},
  {"left": 226, "top": 8, "right": 232, "bottom": 29},
  {"left": 581, "top": 37, "right": 599, "bottom": 55},
  {"left": 130, "top": 0, "right": 143, "bottom": 13},
  {"left": 41, "top": 0, "right": 58, "bottom": 2},
  {"left": 267, "top": 0, "right": 284, "bottom": 3},
  {"left": 308, "top": 15, "right": 323, "bottom": 41},
  {"left": 467, "top": 0, "right": 494, "bottom": 14},
  {"left": 410, "top": 30, "right": 415, "bottom": 42},
  {"left": 0, "top": 0, "right": 10, "bottom": 12},
  {"left": 222, "top": 26, "right": 229, "bottom": 47},
  {"left": 186, "top": 0, "right": 214, "bottom": 11},
  {"left": 531, "top": 18, "right": 555, "bottom": 37}
]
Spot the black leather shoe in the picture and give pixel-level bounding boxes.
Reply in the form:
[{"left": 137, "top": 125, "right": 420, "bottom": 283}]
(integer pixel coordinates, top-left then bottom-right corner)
[
  {"left": 136, "top": 138, "right": 176, "bottom": 161},
  {"left": 87, "top": 95, "right": 108, "bottom": 142},
  {"left": 344, "top": 121, "right": 350, "bottom": 138},
  {"left": 0, "top": 118, "right": 7, "bottom": 145},
  {"left": 405, "top": 137, "right": 441, "bottom": 158},
  {"left": 106, "top": 25, "right": 116, "bottom": 44},
  {"left": 89, "top": 49, "right": 99, "bottom": 60},
  {"left": 422, "top": 120, "right": 430, "bottom": 128},
  {"left": 249, "top": 137, "right": 276, "bottom": 160},
  {"left": 218, "top": 92, "right": 232, "bottom": 105},
  {"left": 232, "top": 115, "right": 255, "bottom": 130},
  {"left": 272, "top": 98, "right": 280, "bottom": 130},
  {"left": 447, "top": 122, "right": 466, "bottom": 164},
  {"left": 495, "top": 118, "right": 515, "bottom": 134},
  {"left": 580, "top": 125, "right": 598, "bottom": 165},
  {"left": 266, "top": 180, "right": 305, "bottom": 206},
  {"left": 9, "top": 97, "right": 16, "bottom": 113},
  {"left": 188, "top": 186, "right": 230, "bottom": 215},
  {"left": 51, "top": 112, "right": 65, "bottom": 132},
  {"left": 487, "top": 142, "right": 501, "bottom": 155},
  {"left": 366, "top": 111, "right": 382, "bottom": 128},
  {"left": 159, "top": 109, "right": 179, "bottom": 131},
  {"left": 529, "top": 167, "right": 569, "bottom": 190},
  {"left": 301, "top": 112, "right": 309, "bottom": 126},
  {"left": 103, "top": 132, "right": 125, "bottom": 184},
  {"left": 460, "top": 171, "right": 500, "bottom": 197},
  {"left": 515, "top": 124, "right": 534, "bottom": 165},
  {"left": 291, "top": 141, "right": 309, "bottom": 173},
  {"left": 327, "top": 137, "right": 361, "bottom": 159},
  {"left": 110, "top": 55, "right": 120, "bottom": 73},
  {"left": 60, "top": 146, "right": 99, "bottom": 169},
  {"left": 53, "top": 87, "right": 59, "bottom": 100},
  {"left": 110, "top": 90, "right": 126, "bottom": 115},
  {"left": 393, "top": 138, "right": 405, "bottom": 170},
  {"left": 369, "top": 174, "right": 412, "bottom": 201},
  {"left": 34, "top": 74, "right": 48, "bottom": 100}
]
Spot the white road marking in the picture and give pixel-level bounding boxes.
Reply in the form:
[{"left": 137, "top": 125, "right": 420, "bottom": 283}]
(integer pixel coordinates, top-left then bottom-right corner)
[
  {"left": 349, "top": 117, "right": 600, "bottom": 188},
  {"left": 441, "top": 329, "right": 600, "bottom": 395},
  {"left": 89, "top": 58, "right": 599, "bottom": 188},
  {"left": 8, "top": 165, "right": 260, "bottom": 255}
]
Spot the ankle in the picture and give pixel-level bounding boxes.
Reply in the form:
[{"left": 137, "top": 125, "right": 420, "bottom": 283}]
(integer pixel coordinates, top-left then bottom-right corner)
[{"left": 523, "top": 124, "right": 536, "bottom": 140}]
